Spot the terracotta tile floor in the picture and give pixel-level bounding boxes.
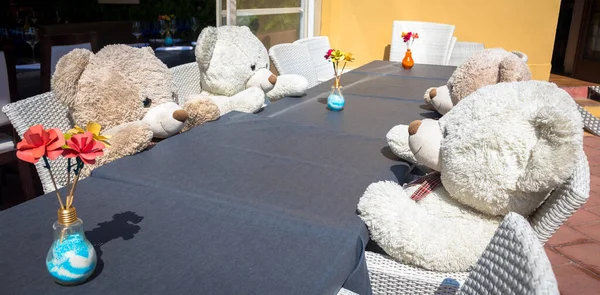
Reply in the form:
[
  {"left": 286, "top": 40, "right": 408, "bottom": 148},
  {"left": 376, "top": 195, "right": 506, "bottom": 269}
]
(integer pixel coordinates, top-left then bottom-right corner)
[{"left": 546, "top": 97, "right": 600, "bottom": 294}]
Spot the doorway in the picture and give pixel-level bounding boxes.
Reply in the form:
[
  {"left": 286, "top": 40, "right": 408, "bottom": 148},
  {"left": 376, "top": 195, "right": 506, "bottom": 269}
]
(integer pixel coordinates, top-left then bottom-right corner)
[{"left": 552, "top": 0, "right": 600, "bottom": 83}]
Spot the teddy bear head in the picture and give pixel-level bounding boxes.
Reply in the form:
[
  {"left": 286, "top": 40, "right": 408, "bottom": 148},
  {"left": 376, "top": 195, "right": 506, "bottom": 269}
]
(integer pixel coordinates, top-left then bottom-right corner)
[
  {"left": 52, "top": 44, "right": 188, "bottom": 138},
  {"left": 408, "top": 80, "right": 583, "bottom": 216},
  {"left": 195, "top": 25, "right": 278, "bottom": 97},
  {"left": 424, "top": 48, "right": 532, "bottom": 115}
]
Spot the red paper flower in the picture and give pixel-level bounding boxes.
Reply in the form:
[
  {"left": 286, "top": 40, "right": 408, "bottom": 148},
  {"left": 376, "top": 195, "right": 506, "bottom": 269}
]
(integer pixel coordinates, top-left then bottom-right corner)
[
  {"left": 16, "top": 125, "right": 65, "bottom": 164},
  {"left": 62, "top": 132, "right": 106, "bottom": 165}
]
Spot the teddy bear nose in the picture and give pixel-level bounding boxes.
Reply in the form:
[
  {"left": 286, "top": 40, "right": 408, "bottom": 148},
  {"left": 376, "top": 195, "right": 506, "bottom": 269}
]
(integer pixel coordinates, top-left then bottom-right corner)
[
  {"left": 429, "top": 88, "right": 437, "bottom": 99},
  {"left": 268, "top": 74, "right": 277, "bottom": 85},
  {"left": 408, "top": 120, "right": 422, "bottom": 136},
  {"left": 172, "top": 109, "right": 189, "bottom": 122}
]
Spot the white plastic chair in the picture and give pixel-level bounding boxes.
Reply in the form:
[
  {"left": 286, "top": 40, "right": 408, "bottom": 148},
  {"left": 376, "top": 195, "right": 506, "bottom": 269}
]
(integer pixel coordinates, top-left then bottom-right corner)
[
  {"left": 447, "top": 41, "right": 485, "bottom": 66},
  {"left": 512, "top": 51, "right": 529, "bottom": 63},
  {"left": 390, "top": 21, "right": 455, "bottom": 65},
  {"left": 294, "top": 36, "right": 335, "bottom": 82},
  {"left": 269, "top": 43, "right": 319, "bottom": 88},
  {"left": 445, "top": 37, "right": 457, "bottom": 65}
]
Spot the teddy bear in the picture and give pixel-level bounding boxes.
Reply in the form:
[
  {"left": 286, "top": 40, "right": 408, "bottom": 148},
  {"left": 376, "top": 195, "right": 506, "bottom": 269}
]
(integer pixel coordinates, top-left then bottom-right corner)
[
  {"left": 52, "top": 44, "right": 219, "bottom": 175},
  {"left": 386, "top": 48, "right": 532, "bottom": 164},
  {"left": 357, "top": 80, "right": 583, "bottom": 272},
  {"left": 182, "top": 25, "right": 309, "bottom": 130}
]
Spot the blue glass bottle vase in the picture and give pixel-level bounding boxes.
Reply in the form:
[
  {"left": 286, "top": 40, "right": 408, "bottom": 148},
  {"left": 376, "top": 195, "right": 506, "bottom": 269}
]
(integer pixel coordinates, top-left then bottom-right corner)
[
  {"left": 46, "top": 206, "right": 97, "bottom": 286},
  {"left": 164, "top": 31, "right": 174, "bottom": 46},
  {"left": 327, "top": 81, "right": 345, "bottom": 111}
]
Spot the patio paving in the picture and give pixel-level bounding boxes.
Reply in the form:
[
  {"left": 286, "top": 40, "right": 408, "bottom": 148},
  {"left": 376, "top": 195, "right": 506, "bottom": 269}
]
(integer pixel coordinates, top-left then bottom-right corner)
[{"left": 546, "top": 95, "right": 600, "bottom": 295}]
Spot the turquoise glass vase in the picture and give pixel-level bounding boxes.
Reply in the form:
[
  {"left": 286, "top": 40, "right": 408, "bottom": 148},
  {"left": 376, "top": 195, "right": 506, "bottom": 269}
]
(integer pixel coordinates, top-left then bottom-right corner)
[
  {"left": 327, "top": 81, "right": 345, "bottom": 111},
  {"left": 164, "top": 31, "right": 174, "bottom": 46},
  {"left": 46, "top": 206, "right": 97, "bottom": 285}
]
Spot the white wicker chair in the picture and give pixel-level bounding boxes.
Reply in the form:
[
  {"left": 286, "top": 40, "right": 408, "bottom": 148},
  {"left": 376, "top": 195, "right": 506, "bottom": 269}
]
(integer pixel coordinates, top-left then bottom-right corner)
[
  {"left": 390, "top": 21, "right": 455, "bottom": 65},
  {"left": 457, "top": 212, "right": 559, "bottom": 295},
  {"left": 2, "top": 92, "right": 72, "bottom": 193},
  {"left": 269, "top": 43, "right": 319, "bottom": 88},
  {"left": 447, "top": 41, "right": 485, "bottom": 66},
  {"left": 170, "top": 62, "right": 202, "bottom": 105},
  {"left": 365, "top": 153, "right": 589, "bottom": 294},
  {"left": 0, "top": 63, "right": 205, "bottom": 194},
  {"left": 294, "top": 36, "right": 335, "bottom": 82}
]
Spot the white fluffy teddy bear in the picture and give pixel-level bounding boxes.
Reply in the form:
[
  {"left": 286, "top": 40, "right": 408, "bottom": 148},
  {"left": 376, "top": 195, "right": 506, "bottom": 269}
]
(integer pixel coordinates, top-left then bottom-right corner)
[
  {"left": 387, "top": 48, "right": 532, "bottom": 164},
  {"left": 357, "top": 80, "right": 583, "bottom": 272},
  {"left": 183, "top": 25, "right": 309, "bottom": 129}
]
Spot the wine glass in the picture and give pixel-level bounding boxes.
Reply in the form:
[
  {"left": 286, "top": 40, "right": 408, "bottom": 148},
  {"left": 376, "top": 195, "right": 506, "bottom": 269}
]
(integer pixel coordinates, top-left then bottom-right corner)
[
  {"left": 23, "top": 28, "right": 38, "bottom": 64},
  {"left": 170, "top": 19, "right": 177, "bottom": 38},
  {"left": 158, "top": 20, "right": 166, "bottom": 38},
  {"left": 132, "top": 21, "right": 142, "bottom": 45},
  {"left": 191, "top": 17, "right": 199, "bottom": 34}
]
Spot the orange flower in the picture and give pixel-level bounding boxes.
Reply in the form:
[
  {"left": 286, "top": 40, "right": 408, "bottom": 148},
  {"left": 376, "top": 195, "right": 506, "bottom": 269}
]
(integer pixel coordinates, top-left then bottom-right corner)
[
  {"left": 414, "top": 33, "right": 419, "bottom": 39},
  {"left": 16, "top": 125, "right": 65, "bottom": 164},
  {"left": 62, "top": 132, "right": 106, "bottom": 165}
]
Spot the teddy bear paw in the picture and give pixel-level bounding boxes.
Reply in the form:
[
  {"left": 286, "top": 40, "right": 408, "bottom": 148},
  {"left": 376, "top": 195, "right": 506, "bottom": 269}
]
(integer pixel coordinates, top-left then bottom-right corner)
[{"left": 386, "top": 125, "right": 418, "bottom": 163}]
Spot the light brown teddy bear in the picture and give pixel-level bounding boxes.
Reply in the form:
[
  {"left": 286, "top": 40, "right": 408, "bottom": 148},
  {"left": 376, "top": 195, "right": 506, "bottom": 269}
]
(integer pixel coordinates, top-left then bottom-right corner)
[
  {"left": 423, "top": 48, "right": 531, "bottom": 115},
  {"left": 387, "top": 48, "right": 531, "bottom": 164},
  {"left": 52, "top": 44, "right": 220, "bottom": 175}
]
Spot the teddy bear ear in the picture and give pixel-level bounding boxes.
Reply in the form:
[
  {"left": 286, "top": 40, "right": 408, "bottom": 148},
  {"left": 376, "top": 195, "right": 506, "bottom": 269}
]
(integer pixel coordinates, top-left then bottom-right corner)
[
  {"left": 498, "top": 53, "right": 532, "bottom": 83},
  {"left": 195, "top": 26, "right": 218, "bottom": 71},
  {"left": 517, "top": 104, "right": 583, "bottom": 193},
  {"left": 141, "top": 46, "right": 155, "bottom": 56},
  {"left": 51, "top": 48, "right": 94, "bottom": 107}
]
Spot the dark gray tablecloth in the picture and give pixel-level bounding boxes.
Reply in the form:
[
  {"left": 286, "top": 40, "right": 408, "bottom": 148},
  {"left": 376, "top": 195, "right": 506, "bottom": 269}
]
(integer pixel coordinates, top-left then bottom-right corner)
[
  {"left": 0, "top": 177, "right": 368, "bottom": 295},
  {"left": 258, "top": 62, "right": 455, "bottom": 139},
  {"left": 3, "top": 60, "right": 453, "bottom": 295},
  {"left": 91, "top": 113, "right": 410, "bottom": 294}
]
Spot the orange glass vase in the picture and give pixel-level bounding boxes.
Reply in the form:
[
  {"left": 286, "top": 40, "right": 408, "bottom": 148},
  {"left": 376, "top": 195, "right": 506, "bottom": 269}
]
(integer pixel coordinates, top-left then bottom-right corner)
[{"left": 401, "top": 49, "right": 414, "bottom": 69}]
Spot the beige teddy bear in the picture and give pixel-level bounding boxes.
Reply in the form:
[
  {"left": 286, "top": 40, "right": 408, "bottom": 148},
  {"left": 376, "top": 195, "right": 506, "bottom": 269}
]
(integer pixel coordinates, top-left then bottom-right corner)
[
  {"left": 182, "top": 26, "right": 309, "bottom": 130},
  {"left": 52, "top": 44, "right": 219, "bottom": 175},
  {"left": 387, "top": 48, "right": 531, "bottom": 164},
  {"left": 358, "top": 80, "right": 584, "bottom": 272}
]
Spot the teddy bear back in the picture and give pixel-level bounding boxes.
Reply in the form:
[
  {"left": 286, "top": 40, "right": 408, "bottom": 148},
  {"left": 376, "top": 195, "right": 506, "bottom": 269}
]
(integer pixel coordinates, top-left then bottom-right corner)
[
  {"left": 447, "top": 48, "right": 531, "bottom": 106},
  {"left": 53, "top": 44, "right": 178, "bottom": 131},
  {"left": 438, "top": 80, "right": 583, "bottom": 217},
  {"left": 195, "top": 26, "right": 270, "bottom": 97}
]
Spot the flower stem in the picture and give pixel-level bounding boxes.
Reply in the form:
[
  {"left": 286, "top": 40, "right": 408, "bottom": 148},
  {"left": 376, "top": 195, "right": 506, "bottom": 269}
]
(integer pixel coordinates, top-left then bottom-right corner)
[
  {"left": 66, "top": 159, "right": 84, "bottom": 208},
  {"left": 43, "top": 156, "right": 64, "bottom": 209}
]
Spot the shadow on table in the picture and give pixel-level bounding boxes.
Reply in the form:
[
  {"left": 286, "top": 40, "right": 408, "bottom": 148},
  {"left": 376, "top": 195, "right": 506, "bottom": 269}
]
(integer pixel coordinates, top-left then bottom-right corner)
[{"left": 85, "top": 211, "right": 144, "bottom": 281}]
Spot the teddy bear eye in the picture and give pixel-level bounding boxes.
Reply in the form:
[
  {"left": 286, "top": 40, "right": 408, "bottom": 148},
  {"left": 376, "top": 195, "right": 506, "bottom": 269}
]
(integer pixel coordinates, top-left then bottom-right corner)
[
  {"left": 251, "top": 64, "right": 256, "bottom": 71},
  {"left": 143, "top": 97, "right": 152, "bottom": 107}
]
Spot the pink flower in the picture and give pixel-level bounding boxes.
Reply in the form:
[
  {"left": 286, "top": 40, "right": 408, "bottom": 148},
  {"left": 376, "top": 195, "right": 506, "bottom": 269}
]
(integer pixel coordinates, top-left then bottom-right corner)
[
  {"left": 62, "top": 132, "right": 106, "bottom": 165},
  {"left": 16, "top": 125, "right": 65, "bottom": 164},
  {"left": 324, "top": 49, "right": 334, "bottom": 60}
]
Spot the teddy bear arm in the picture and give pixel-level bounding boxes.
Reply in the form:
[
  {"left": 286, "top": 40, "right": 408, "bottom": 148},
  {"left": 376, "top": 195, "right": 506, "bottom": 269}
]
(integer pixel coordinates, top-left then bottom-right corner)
[
  {"left": 266, "top": 74, "right": 309, "bottom": 101},
  {"left": 181, "top": 97, "right": 221, "bottom": 132},
  {"left": 100, "top": 121, "right": 154, "bottom": 164},
  {"left": 358, "top": 181, "right": 500, "bottom": 272},
  {"left": 77, "top": 121, "right": 153, "bottom": 178}
]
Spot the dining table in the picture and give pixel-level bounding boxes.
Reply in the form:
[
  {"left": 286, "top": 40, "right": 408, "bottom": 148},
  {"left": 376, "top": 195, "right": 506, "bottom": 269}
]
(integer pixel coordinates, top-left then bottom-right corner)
[{"left": 0, "top": 61, "right": 455, "bottom": 295}]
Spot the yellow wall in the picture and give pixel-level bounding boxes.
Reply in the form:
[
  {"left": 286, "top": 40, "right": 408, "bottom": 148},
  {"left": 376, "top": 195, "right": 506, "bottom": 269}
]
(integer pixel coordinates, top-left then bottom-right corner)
[{"left": 320, "top": 0, "right": 561, "bottom": 81}]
